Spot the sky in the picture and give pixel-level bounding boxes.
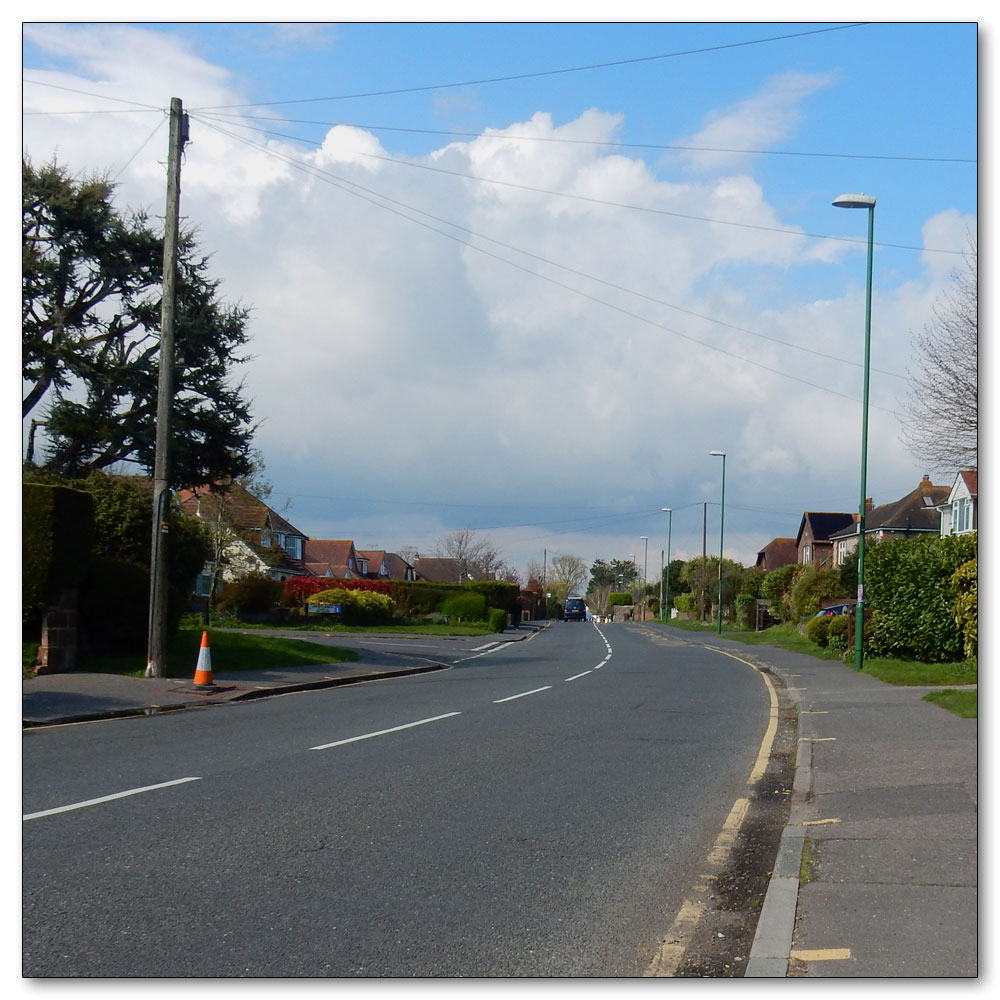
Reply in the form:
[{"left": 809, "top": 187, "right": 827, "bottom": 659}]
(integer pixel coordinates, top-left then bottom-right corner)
[{"left": 20, "top": 14, "right": 981, "bottom": 585}]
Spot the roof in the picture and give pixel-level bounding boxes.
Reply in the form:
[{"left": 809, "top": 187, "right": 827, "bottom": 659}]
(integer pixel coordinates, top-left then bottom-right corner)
[
  {"left": 304, "top": 540, "right": 357, "bottom": 567},
  {"left": 755, "top": 538, "right": 798, "bottom": 569},
  {"left": 959, "top": 470, "right": 978, "bottom": 496},
  {"left": 384, "top": 553, "right": 415, "bottom": 580},
  {"left": 830, "top": 477, "right": 949, "bottom": 538},
  {"left": 413, "top": 557, "right": 464, "bottom": 584},
  {"left": 177, "top": 482, "right": 307, "bottom": 538},
  {"left": 796, "top": 512, "right": 857, "bottom": 546}
]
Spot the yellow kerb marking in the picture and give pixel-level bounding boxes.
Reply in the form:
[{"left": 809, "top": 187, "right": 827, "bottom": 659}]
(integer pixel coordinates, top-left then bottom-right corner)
[
  {"left": 801, "top": 818, "right": 841, "bottom": 826},
  {"left": 791, "top": 948, "right": 852, "bottom": 961}
]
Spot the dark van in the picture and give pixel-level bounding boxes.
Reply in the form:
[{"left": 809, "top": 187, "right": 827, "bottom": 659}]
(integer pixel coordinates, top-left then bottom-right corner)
[{"left": 563, "top": 598, "right": 587, "bottom": 621}]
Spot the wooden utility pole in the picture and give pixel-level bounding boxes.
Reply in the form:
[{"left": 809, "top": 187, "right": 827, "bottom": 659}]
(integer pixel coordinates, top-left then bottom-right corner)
[{"left": 146, "top": 98, "right": 188, "bottom": 678}]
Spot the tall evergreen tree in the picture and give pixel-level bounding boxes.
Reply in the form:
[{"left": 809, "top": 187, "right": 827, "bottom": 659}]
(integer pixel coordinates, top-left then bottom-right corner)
[{"left": 23, "top": 157, "right": 255, "bottom": 486}]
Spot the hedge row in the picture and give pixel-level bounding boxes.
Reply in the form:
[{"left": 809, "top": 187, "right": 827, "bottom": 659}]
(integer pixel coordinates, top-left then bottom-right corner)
[{"left": 865, "top": 533, "right": 977, "bottom": 662}]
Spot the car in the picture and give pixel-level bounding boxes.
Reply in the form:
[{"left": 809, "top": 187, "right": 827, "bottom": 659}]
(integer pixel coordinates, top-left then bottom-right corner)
[
  {"left": 814, "top": 603, "right": 852, "bottom": 618},
  {"left": 562, "top": 598, "right": 588, "bottom": 621}
]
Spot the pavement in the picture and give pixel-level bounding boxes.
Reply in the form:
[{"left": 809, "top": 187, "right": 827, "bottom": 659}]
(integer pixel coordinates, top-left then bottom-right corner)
[{"left": 22, "top": 623, "right": 978, "bottom": 978}]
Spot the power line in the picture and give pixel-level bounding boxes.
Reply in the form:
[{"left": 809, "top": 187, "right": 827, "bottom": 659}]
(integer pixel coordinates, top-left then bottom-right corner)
[
  {"left": 191, "top": 112, "right": 910, "bottom": 404},
  {"left": 198, "top": 111, "right": 976, "bottom": 165},
  {"left": 192, "top": 23, "right": 869, "bottom": 110},
  {"left": 21, "top": 78, "right": 164, "bottom": 113},
  {"left": 195, "top": 109, "right": 966, "bottom": 258}
]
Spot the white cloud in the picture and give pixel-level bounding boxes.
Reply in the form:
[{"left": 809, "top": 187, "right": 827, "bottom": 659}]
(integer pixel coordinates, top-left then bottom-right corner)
[
  {"left": 21, "top": 26, "right": 973, "bottom": 575},
  {"left": 672, "top": 71, "right": 836, "bottom": 174}
]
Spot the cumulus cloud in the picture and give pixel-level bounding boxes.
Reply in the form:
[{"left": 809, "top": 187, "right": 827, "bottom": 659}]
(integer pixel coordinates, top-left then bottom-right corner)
[{"left": 21, "top": 27, "right": 972, "bottom": 572}]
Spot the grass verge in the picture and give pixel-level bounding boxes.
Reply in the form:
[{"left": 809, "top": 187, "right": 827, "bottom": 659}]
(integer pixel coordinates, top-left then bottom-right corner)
[
  {"left": 75, "top": 628, "right": 360, "bottom": 679},
  {"left": 921, "top": 689, "right": 977, "bottom": 718},
  {"left": 213, "top": 621, "right": 496, "bottom": 637}
]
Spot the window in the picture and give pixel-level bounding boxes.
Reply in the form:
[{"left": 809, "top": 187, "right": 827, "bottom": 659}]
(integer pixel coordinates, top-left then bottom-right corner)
[
  {"left": 283, "top": 536, "right": 302, "bottom": 560},
  {"left": 954, "top": 497, "right": 971, "bottom": 534}
]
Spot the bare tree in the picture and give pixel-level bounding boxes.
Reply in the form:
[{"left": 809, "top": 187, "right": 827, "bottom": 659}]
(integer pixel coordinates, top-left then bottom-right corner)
[
  {"left": 902, "top": 236, "right": 977, "bottom": 473},
  {"left": 546, "top": 554, "right": 589, "bottom": 606},
  {"left": 435, "top": 529, "right": 505, "bottom": 580}
]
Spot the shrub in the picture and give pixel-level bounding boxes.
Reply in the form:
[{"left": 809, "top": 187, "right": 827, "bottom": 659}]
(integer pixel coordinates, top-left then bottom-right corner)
[
  {"left": 865, "top": 533, "right": 977, "bottom": 662},
  {"left": 216, "top": 573, "right": 284, "bottom": 618},
  {"left": 788, "top": 567, "right": 845, "bottom": 620},
  {"left": 827, "top": 614, "right": 849, "bottom": 645},
  {"left": 284, "top": 576, "right": 392, "bottom": 607},
  {"left": 608, "top": 592, "right": 633, "bottom": 607},
  {"left": 488, "top": 608, "right": 508, "bottom": 633},
  {"left": 761, "top": 564, "right": 803, "bottom": 622},
  {"left": 306, "top": 587, "right": 396, "bottom": 625},
  {"left": 951, "top": 558, "right": 978, "bottom": 659},
  {"left": 805, "top": 615, "right": 830, "bottom": 647},
  {"left": 441, "top": 593, "right": 488, "bottom": 622},
  {"left": 673, "top": 592, "right": 697, "bottom": 613},
  {"left": 23, "top": 482, "right": 95, "bottom": 624}
]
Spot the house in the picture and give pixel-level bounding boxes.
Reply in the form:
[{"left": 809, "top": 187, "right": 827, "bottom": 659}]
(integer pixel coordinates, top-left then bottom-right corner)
[
  {"left": 755, "top": 538, "right": 799, "bottom": 572},
  {"left": 938, "top": 471, "right": 978, "bottom": 537},
  {"left": 303, "top": 540, "right": 363, "bottom": 579},
  {"left": 829, "top": 476, "right": 950, "bottom": 564},
  {"left": 413, "top": 557, "right": 467, "bottom": 584},
  {"left": 177, "top": 483, "right": 310, "bottom": 592},
  {"left": 795, "top": 512, "right": 858, "bottom": 569},
  {"left": 384, "top": 552, "right": 417, "bottom": 581},
  {"left": 357, "top": 549, "right": 392, "bottom": 581}
]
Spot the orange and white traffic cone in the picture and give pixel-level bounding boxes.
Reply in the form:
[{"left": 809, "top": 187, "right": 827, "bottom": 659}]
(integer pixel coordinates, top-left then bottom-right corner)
[{"left": 193, "top": 631, "right": 217, "bottom": 689}]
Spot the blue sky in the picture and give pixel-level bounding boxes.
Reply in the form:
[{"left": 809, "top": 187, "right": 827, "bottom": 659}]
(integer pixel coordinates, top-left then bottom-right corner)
[{"left": 21, "top": 18, "right": 980, "bottom": 580}]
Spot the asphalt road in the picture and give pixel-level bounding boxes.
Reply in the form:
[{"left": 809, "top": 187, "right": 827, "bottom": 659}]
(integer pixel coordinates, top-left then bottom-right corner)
[{"left": 23, "top": 622, "right": 770, "bottom": 977}]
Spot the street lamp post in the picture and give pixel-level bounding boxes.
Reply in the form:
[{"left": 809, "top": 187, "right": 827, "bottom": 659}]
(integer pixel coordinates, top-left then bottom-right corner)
[
  {"left": 709, "top": 451, "right": 726, "bottom": 635},
  {"left": 661, "top": 508, "right": 673, "bottom": 622},
  {"left": 640, "top": 536, "right": 648, "bottom": 620},
  {"left": 833, "top": 192, "right": 876, "bottom": 672}
]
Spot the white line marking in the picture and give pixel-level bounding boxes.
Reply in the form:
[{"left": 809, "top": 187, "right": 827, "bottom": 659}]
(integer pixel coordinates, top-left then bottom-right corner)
[
  {"left": 455, "top": 642, "right": 514, "bottom": 663},
  {"left": 493, "top": 686, "right": 552, "bottom": 704},
  {"left": 470, "top": 641, "right": 500, "bottom": 651},
  {"left": 310, "top": 712, "right": 461, "bottom": 750},
  {"left": 564, "top": 671, "right": 592, "bottom": 682},
  {"left": 23, "top": 776, "right": 202, "bottom": 821}
]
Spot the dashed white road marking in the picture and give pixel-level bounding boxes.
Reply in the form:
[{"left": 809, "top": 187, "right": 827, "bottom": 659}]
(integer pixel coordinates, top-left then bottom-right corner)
[
  {"left": 23, "top": 776, "right": 202, "bottom": 821},
  {"left": 310, "top": 712, "right": 462, "bottom": 750},
  {"left": 564, "top": 671, "right": 593, "bottom": 682},
  {"left": 493, "top": 686, "right": 552, "bottom": 704}
]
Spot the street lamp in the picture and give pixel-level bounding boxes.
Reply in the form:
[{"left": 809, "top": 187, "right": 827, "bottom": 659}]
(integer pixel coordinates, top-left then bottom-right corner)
[
  {"left": 833, "top": 192, "right": 876, "bottom": 671},
  {"left": 661, "top": 508, "right": 673, "bottom": 622},
  {"left": 709, "top": 451, "right": 726, "bottom": 635},
  {"left": 640, "top": 536, "right": 648, "bottom": 620}
]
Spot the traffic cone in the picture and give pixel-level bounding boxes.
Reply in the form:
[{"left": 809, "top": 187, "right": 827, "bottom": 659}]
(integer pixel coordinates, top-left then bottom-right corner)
[{"left": 192, "top": 631, "right": 217, "bottom": 689}]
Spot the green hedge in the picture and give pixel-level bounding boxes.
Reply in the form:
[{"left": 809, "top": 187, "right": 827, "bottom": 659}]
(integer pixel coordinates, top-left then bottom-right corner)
[
  {"left": 307, "top": 587, "right": 396, "bottom": 625},
  {"left": 387, "top": 579, "right": 519, "bottom": 618},
  {"left": 22, "top": 483, "right": 94, "bottom": 623},
  {"left": 441, "top": 593, "right": 488, "bottom": 622},
  {"left": 488, "top": 608, "right": 508, "bottom": 632},
  {"left": 866, "top": 533, "right": 977, "bottom": 662},
  {"left": 608, "top": 592, "right": 633, "bottom": 607}
]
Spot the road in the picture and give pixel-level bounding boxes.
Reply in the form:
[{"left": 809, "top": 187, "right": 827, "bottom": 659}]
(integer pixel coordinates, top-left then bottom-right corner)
[{"left": 23, "top": 621, "right": 771, "bottom": 977}]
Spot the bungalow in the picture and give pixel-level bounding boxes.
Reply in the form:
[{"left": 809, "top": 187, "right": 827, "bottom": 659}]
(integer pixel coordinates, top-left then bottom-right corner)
[
  {"left": 413, "top": 557, "right": 467, "bottom": 584},
  {"left": 829, "top": 476, "right": 950, "bottom": 564},
  {"left": 938, "top": 470, "right": 978, "bottom": 537}
]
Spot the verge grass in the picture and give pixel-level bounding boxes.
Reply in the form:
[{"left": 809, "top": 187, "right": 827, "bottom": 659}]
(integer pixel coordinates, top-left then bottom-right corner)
[
  {"left": 921, "top": 689, "right": 977, "bottom": 718},
  {"left": 77, "top": 627, "right": 360, "bottom": 679}
]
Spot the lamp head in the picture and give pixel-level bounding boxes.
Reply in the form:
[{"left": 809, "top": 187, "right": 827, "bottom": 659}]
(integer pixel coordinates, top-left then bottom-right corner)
[
  {"left": 709, "top": 450, "right": 726, "bottom": 457},
  {"left": 833, "top": 192, "right": 876, "bottom": 209},
  {"left": 661, "top": 507, "right": 672, "bottom": 513}
]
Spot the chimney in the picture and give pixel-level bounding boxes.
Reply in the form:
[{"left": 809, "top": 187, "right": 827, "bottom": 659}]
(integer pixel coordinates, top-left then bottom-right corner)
[{"left": 865, "top": 498, "right": 874, "bottom": 512}]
